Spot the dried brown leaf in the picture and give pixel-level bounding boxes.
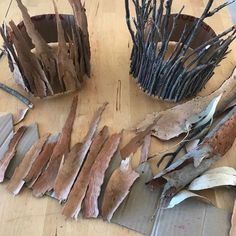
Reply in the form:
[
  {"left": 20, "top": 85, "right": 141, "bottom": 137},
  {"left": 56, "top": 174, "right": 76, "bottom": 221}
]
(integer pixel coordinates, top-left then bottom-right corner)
[
  {"left": 137, "top": 67, "right": 236, "bottom": 140},
  {"left": 83, "top": 132, "right": 122, "bottom": 218},
  {"left": 53, "top": 103, "right": 107, "bottom": 201},
  {"left": 62, "top": 126, "right": 109, "bottom": 218},
  {"left": 140, "top": 133, "right": 151, "bottom": 164},
  {"left": 7, "top": 133, "right": 49, "bottom": 195},
  {"left": 24, "top": 134, "right": 59, "bottom": 187},
  {"left": 0, "top": 126, "right": 26, "bottom": 182},
  {"left": 101, "top": 157, "right": 139, "bottom": 222},
  {"left": 32, "top": 96, "right": 78, "bottom": 197}
]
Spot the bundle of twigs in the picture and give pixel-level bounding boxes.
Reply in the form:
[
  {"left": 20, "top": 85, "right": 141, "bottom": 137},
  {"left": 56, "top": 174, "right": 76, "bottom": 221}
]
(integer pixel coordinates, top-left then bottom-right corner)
[
  {"left": 125, "top": 0, "right": 236, "bottom": 102},
  {"left": 0, "top": 0, "right": 90, "bottom": 98}
]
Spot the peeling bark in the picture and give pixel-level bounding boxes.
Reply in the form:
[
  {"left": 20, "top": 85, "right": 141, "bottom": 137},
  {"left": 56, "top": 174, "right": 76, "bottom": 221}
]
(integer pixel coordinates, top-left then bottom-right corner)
[
  {"left": 62, "top": 126, "right": 109, "bottom": 218},
  {"left": 53, "top": 103, "right": 107, "bottom": 201},
  {"left": 24, "top": 134, "right": 59, "bottom": 187},
  {"left": 0, "top": 126, "right": 26, "bottom": 182},
  {"left": 7, "top": 134, "right": 49, "bottom": 195},
  {"left": 32, "top": 96, "right": 78, "bottom": 197},
  {"left": 83, "top": 132, "right": 122, "bottom": 218},
  {"left": 101, "top": 157, "right": 139, "bottom": 222}
]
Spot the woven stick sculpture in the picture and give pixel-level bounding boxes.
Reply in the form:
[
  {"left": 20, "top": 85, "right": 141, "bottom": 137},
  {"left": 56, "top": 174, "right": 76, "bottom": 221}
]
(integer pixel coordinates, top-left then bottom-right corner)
[{"left": 125, "top": 0, "right": 236, "bottom": 102}]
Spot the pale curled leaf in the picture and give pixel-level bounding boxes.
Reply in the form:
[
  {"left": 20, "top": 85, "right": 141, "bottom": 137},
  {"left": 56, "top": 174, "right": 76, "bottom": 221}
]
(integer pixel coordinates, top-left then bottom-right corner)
[
  {"left": 101, "top": 157, "right": 139, "bottom": 222},
  {"left": 186, "top": 94, "right": 222, "bottom": 130},
  {"left": 165, "top": 190, "right": 213, "bottom": 209},
  {"left": 189, "top": 168, "right": 236, "bottom": 191},
  {"left": 13, "top": 107, "right": 29, "bottom": 125}
]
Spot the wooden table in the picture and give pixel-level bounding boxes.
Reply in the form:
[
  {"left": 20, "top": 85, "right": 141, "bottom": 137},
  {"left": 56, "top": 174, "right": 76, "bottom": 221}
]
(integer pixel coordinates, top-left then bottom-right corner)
[{"left": 0, "top": 0, "right": 236, "bottom": 235}]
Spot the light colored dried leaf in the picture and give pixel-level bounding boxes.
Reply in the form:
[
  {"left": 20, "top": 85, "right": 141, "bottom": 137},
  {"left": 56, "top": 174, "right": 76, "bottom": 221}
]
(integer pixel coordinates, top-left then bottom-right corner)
[
  {"left": 62, "top": 126, "right": 109, "bottom": 218},
  {"left": 53, "top": 103, "right": 107, "bottom": 201},
  {"left": 188, "top": 167, "right": 236, "bottom": 191},
  {"left": 165, "top": 190, "right": 213, "bottom": 209},
  {"left": 13, "top": 107, "right": 29, "bottom": 125},
  {"left": 102, "top": 157, "right": 139, "bottom": 222},
  {"left": 0, "top": 126, "right": 26, "bottom": 182},
  {"left": 83, "top": 132, "right": 122, "bottom": 218},
  {"left": 32, "top": 96, "right": 78, "bottom": 197},
  {"left": 7, "top": 133, "right": 49, "bottom": 195},
  {"left": 137, "top": 67, "right": 236, "bottom": 140}
]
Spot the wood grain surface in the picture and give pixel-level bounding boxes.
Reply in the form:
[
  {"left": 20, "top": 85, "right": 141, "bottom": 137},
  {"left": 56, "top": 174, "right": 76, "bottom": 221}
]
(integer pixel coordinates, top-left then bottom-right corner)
[{"left": 0, "top": 0, "right": 236, "bottom": 235}]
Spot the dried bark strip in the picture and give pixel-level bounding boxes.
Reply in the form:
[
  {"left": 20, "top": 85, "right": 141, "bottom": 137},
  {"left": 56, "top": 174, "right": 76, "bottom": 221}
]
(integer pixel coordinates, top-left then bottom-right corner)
[
  {"left": 24, "top": 134, "right": 59, "bottom": 187},
  {"left": 101, "top": 157, "right": 139, "bottom": 222},
  {"left": 32, "top": 96, "right": 78, "bottom": 197},
  {"left": 9, "top": 21, "right": 49, "bottom": 97},
  {"left": 62, "top": 126, "right": 109, "bottom": 219},
  {"left": 83, "top": 132, "right": 122, "bottom": 218},
  {"left": 53, "top": 0, "right": 77, "bottom": 91},
  {"left": 7, "top": 134, "right": 49, "bottom": 195},
  {"left": 0, "top": 126, "right": 26, "bottom": 182},
  {"left": 53, "top": 103, "right": 107, "bottom": 201},
  {"left": 13, "top": 108, "right": 29, "bottom": 125},
  {"left": 16, "top": 0, "right": 58, "bottom": 93}
]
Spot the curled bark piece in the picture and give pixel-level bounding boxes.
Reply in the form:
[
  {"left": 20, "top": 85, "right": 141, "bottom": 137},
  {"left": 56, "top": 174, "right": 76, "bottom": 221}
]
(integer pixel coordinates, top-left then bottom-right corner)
[
  {"left": 0, "top": 126, "right": 26, "bottom": 182},
  {"left": 24, "top": 134, "right": 59, "bottom": 187},
  {"left": 149, "top": 107, "right": 236, "bottom": 198},
  {"left": 230, "top": 200, "right": 236, "bottom": 236},
  {"left": 62, "top": 126, "right": 109, "bottom": 219},
  {"left": 83, "top": 132, "right": 122, "bottom": 218},
  {"left": 102, "top": 157, "right": 139, "bottom": 222},
  {"left": 13, "top": 107, "right": 29, "bottom": 125},
  {"left": 137, "top": 67, "right": 236, "bottom": 140},
  {"left": 120, "top": 126, "right": 152, "bottom": 159},
  {"left": 7, "top": 133, "right": 49, "bottom": 195},
  {"left": 32, "top": 96, "right": 78, "bottom": 197},
  {"left": 165, "top": 190, "right": 213, "bottom": 209},
  {"left": 53, "top": 103, "right": 107, "bottom": 201}
]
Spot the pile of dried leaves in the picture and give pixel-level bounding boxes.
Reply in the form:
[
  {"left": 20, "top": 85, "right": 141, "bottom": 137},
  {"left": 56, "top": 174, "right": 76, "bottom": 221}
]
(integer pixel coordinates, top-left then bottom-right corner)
[{"left": 0, "top": 0, "right": 90, "bottom": 98}]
